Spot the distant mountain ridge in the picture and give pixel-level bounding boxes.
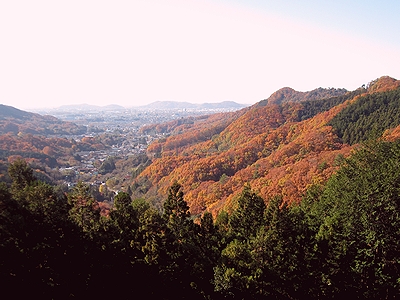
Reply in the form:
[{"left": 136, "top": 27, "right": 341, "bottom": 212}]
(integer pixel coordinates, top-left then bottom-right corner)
[
  {"left": 55, "top": 104, "right": 126, "bottom": 111},
  {"left": 40, "top": 101, "right": 248, "bottom": 112},
  {"left": 138, "top": 101, "right": 248, "bottom": 110}
]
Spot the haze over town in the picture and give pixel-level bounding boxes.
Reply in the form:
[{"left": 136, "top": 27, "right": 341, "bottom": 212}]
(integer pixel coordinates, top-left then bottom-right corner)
[{"left": 1, "top": 0, "right": 400, "bottom": 110}]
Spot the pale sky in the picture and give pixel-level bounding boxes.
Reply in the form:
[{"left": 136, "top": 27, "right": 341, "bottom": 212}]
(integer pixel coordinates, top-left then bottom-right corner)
[{"left": 1, "top": 0, "right": 399, "bottom": 110}]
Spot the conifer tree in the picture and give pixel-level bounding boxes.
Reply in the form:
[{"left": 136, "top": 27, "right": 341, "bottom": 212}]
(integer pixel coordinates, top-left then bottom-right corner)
[
  {"left": 229, "top": 185, "right": 266, "bottom": 239},
  {"left": 8, "top": 159, "right": 36, "bottom": 201},
  {"left": 68, "top": 181, "right": 101, "bottom": 237},
  {"left": 161, "top": 182, "right": 204, "bottom": 299},
  {"left": 312, "top": 140, "right": 400, "bottom": 298}
]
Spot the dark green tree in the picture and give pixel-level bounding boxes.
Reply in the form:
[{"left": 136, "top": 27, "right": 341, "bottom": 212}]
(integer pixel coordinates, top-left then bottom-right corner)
[
  {"left": 163, "top": 181, "right": 191, "bottom": 225},
  {"left": 311, "top": 140, "right": 400, "bottom": 298},
  {"left": 67, "top": 181, "right": 101, "bottom": 237},
  {"left": 161, "top": 182, "right": 204, "bottom": 299},
  {"left": 214, "top": 238, "right": 255, "bottom": 299},
  {"left": 108, "top": 192, "right": 143, "bottom": 259},
  {"left": 197, "top": 211, "right": 224, "bottom": 297},
  {"left": 0, "top": 182, "right": 27, "bottom": 296},
  {"left": 99, "top": 156, "right": 116, "bottom": 174},
  {"left": 1, "top": 163, "right": 89, "bottom": 298},
  {"left": 8, "top": 159, "right": 36, "bottom": 201},
  {"left": 328, "top": 87, "right": 400, "bottom": 144},
  {"left": 215, "top": 193, "right": 320, "bottom": 299},
  {"left": 139, "top": 206, "right": 165, "bottom": 265},
  {"left": 229, "top": 185, "right": 266, "bottom": 240}
]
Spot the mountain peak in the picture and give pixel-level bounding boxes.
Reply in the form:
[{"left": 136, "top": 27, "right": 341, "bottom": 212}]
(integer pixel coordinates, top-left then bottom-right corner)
[
  {"left": 264, "top": 87, "right": 298, "bottom": 105},
  {"left": 367, "top": 76, "right": 400, "bottom": 93},
  {"left": 255, "top": 86, "right": 348, "bottom": 107}
]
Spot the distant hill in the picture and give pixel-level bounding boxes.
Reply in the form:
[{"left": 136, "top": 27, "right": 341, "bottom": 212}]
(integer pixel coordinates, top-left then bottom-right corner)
[
  {"left": 138, "top": 100, "right": 248, "bottom": 110},
  {"left": 0, "top": 104, "right": 43, "bottom": 120},
  {"left": 56, "top": 104, "right": 126, "bottom": 111},
  {"left": 0, "top": 104, "right": 86, "bottom": 135},
  {"left": 36, "top": 101, "right": 248, "bottom": 112}
]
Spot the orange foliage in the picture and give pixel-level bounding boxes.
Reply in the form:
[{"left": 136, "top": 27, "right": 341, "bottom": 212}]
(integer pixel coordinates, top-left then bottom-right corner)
[
  {"left": 367, "top": 76, "right": 400, "bottom": 94},
  {"left": 133, "top": 96, "right": 362, "bottom": 216},
  {"left": 42, "top": 146, "right": 55, "bottom": 156},
  {"left": 98, "top": 201, "right": 112, "bottom": 217},
  {"left": 134, "top": 79, "right": 400, "bottom": 216},
  {"left": 383, "top": 125, "right": 400, "bottom": 142}
]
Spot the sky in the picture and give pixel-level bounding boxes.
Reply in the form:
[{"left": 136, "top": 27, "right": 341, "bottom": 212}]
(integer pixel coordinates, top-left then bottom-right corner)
[{"left": 1, "top": 0, "right": 400, "bottom": 110}]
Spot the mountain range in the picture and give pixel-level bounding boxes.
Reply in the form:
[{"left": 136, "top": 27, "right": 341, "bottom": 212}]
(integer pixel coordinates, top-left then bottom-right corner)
[
  {"left": 37, "top": 101, "right": 248, "bottom": 112},
  {"left": 56, "top": 104, "right": 126, "bottom": 111},
  {"left": 138, "top": 100, "right": 248, "bottom": 110}
]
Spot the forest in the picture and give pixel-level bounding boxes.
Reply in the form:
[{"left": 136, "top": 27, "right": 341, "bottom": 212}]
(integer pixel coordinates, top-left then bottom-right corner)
[{"left": 1, "top": 138, "right": 399, "bottom": 299}]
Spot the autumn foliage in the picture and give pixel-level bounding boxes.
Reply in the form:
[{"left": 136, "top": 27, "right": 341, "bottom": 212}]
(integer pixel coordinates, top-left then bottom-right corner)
[{"left": 133, "top": 76, "right": 400, "bottom": 216}]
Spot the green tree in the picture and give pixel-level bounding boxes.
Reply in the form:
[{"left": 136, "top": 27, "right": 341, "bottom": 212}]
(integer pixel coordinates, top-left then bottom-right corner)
[
  {"left": 0, "top": 182, "right": 27, "bottom": 296},
  {"left": 214, "top": 239, "right": 256, "bottom": 299},
  {"left": 163, "top": 182, "right": 191, "bottom": 225},
  {"left": 68, "top": 181, "right": 101, "bottom": 237},
  {"left": 139, "top": 206, "right": 165, "bottom": 265},
  {"left": 109, "top": 192, "right": 143, "bottom": 258},
  {"left": 328, "top": 87, "right": 400, "bottom": 144},
  {"left": 8, "top": 159, "right": 36, "bottom": 201},
  {"left": 229, "top": 185, "right": 266, "bottom": 240},
  {"left": 312, "top": 140, "right": 400, "bottom": 298},
  {"left": 215, "top": 193, "right": 321, "bottom": 299},
  {"left": 161, "top": 182, "right": 205, "bottom": 299},
  {"left": 99, "top": 156, "right": 116, "bottom": 174},
  {"left": 1, "top": 164, "right": 89, "bottom": 298}
]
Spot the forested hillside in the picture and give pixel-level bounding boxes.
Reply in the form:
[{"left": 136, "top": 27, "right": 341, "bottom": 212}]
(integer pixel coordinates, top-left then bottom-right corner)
[
  {"left": 132, "top": 76, "right": 400, "bottom": 216},
  {"left": 255, "top": 86, "right": 348, "bottom": 106},
  {"left": 329, "top": 86, "right": 400, "bottom": 144},
  {"left": 0, "top": 131, "right": 127, "bottom": 186},
  {"left": 1, "top": 139, "right": 399, "bottom": 298}
]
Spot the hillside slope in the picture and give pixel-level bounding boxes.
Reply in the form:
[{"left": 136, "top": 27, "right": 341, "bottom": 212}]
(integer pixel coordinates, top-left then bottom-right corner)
[
  {"left": 132, "top": 76, "right": 400, "bottom": 215},
  {"left": 0, "top": 104, "right": 86, "bottom": 135}
]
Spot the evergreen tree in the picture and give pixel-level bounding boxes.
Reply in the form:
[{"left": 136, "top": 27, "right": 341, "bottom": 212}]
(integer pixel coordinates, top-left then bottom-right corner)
[
  {"left": 229, "top": 185, "right": 266, "bottom": 239},
  {"left": 1, "top": 163, "right": 88, "bottom": 298},
  {"left": 161, "top": 182, "right": 204, "bottom": 299},
  {"left": 107, "top": 192, "right": 144, "bottom": 272},
  {"left": 311, "top": 140, "right": 400, "bottom": 298},
  {"left": 8, "top": 159, "right": 36, "bottom": 201},
  {"left": 67, "top": 181, "right": 101, "bottom": 237},
  {"left": 214, "top": 187, "right": 267, "bottom": 298}
]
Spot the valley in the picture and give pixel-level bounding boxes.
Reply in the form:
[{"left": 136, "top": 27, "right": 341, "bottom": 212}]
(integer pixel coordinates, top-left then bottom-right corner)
[{"left": 0, "top": 101, "right": 249, "bottom": 203}]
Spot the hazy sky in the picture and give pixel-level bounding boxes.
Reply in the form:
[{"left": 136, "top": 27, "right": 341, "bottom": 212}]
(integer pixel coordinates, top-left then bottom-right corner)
[{"left": 1, "top": 0, "right": 400, "bottom": 109}]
